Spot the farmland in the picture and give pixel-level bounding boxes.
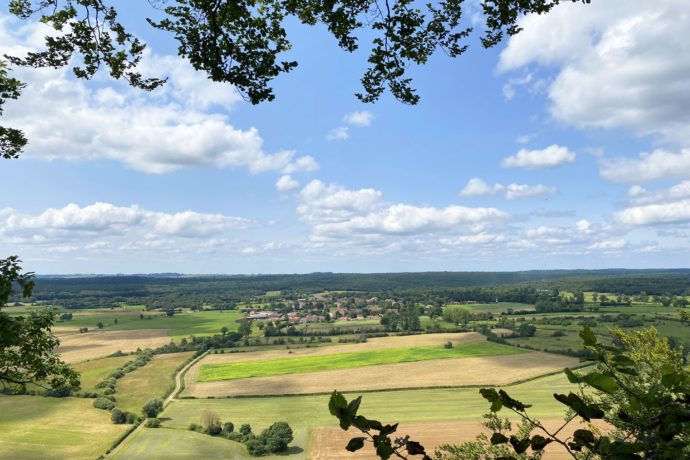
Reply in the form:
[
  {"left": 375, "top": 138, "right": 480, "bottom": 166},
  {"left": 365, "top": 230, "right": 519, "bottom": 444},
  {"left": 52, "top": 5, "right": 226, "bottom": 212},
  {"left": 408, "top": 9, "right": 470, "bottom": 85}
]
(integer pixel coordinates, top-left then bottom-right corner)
[
  {"left": 2, "top": 271, "right": 689, "bottom": 459},
  {"left": 197, "top": 342, "right": 524, "bottom": 382}
]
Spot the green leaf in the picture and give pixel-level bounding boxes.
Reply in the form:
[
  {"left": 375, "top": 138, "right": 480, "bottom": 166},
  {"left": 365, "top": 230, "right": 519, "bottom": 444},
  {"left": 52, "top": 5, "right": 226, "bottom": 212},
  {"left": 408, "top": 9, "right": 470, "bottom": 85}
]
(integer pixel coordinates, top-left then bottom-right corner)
[
  {"left": 565, "top": 368, "right": 582, "bottom": 384},
  {"left": 405, "top": 440, "right": 427, "bottom": 455},
  {"left": 491, "top": 432, "right": 509, "bottom": 445},
  {"left": 553, "top": 393, "right": 604, "bottom": 421},
  {"left": 583, "top": 372, "right": 619, "bottom": 395},
  {"left": 373, "top": 434, "right": 395, "bottom": 460},
  {"left": 347, "top": 395, "right": 362, "bottom": 418},
  {"left": 530, "top": 434, "right": 552, "bottom": 451},
  {"left": 379, "top": 423, "right": 398, "bottom": 436},
  {"left": 346, "top": 437, "right": 366, "bottom": 452},
  {"left": 329, "top": 391, "right": 351, "bottom": 430},
  {"left": 580, "top": 327, "right": 597, "bottom": 347},
  {"left": 509, "top": 436, "right": 530, "bottom": 454}
]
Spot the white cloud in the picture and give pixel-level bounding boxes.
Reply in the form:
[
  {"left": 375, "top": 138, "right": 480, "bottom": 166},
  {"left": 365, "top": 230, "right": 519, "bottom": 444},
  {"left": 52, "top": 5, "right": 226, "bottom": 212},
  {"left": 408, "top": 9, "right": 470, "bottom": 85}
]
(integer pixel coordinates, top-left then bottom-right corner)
[
  {"left": 459, "top": 178, "right": 504, "bottom": 197},
  {"left": 298, "top": 180, "right": 382, "bottom": 224},
  {"left": 600, "top": 149, "right": 690, "bottom": 184},
  {"left": 0, "top": 202, "right": 251, "bottom": 243},
  {"left": 459, "top": 178, "right": 556, "bottom": 200},
  {"left": 343, "top": 111, "right": 374, "bottom": 127},
  {"left": 504, "top": 183, "right": 557, "bottom": 200},
  {"left": 501, "top": 145, "right": 575, "bottom": 169},
  {"left": 625, "top": 181, "right": 690, "bottom": 205},
  {"left": 500, "top": 0, "right": 690, "bottom": 146},
  {"left": 275, "top": 175, "right": 300, "bottom": 192},
  {"left": 615, "top": 199, "right": 690, "bottom": 226},
  {"left": 587, "top": 239, "right": 626, "bottom": 251},
  {"left": 326, "top": 126, "right": 350, "bottom": 141},
  {"left": 0, "top": 17, "right": 317, "bottom": 175}
]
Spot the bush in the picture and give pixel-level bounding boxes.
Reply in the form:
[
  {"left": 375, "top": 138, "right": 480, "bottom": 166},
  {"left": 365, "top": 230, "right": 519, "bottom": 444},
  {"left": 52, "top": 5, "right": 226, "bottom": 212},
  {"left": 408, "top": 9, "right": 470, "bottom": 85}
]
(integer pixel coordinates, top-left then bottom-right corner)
[
  {"left": 443, "top": 341, "right": 453, "bottom": 349},
  {"left": 125, "top": 412, "right": 138, "bottom": 424},
  {"left": 142, "top": 398, "right": 164, "bottom": 418},
  {"left": 222, "top": 421, "right": 234, "bottom": 434},
  {"left": 94, "top": 397, "right": 115, "bottom": 411},
  {"left": 111, "top": 408, "right": 127, "bottom": 424},
  {"left": 144, "top": 418, "right": 161, "bottom": 428},
  {"left": 188, "top": 423, "right": 201, "bottom": 431},
  {"left": 259, "top": 422, "right": 293, "bottom": 453},
  {"left": 245, "top": 439, "right": 268, "bottom": 456}
]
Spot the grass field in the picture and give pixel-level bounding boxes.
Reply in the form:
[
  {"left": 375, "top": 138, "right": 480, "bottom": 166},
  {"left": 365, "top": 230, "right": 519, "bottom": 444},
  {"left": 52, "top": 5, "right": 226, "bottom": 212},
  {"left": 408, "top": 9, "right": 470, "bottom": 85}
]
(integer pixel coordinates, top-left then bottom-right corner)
[
  {"left": 72, "top": 355, "right": 134, "bottom": 392},
  {"left": 115, "top": 352, "right": 195, "bottom": 414},
  {"left": 450, "top": 302, "right": 534, "bottom": 314},
  {"left": 0, "top": 396, "right": 127, "bottom": 459},
  {"left": 113, "top": 427, "right": 247, "bottom": 459},
  {"left": 63, "top": 310, "right": 245, "bottom": 340},
  {"left": 197, "top": 342, "right": 524, "bottom": 382},
  {"left": 124, "top": 372, "right": 579, "bottom": 460}
]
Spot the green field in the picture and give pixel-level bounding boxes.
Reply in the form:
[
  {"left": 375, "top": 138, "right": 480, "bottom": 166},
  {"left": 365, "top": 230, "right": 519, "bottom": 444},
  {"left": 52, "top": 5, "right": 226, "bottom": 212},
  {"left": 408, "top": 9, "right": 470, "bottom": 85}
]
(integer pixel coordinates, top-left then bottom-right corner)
[
  {"left": 452, "top": 302, "right": 534, "bottom": 314},
  {"left": 198, "top": 342, "right": 524, "bottom": 382},
  {"left": 60, "top": 310, "right": 245, "bottom": 339},
  {"left": 72, "top": 355, "right": 134, "bottom": 392},
  {"left": 0, "top": 395, "right": 127, "bottom": 459},
  {"left": 116, "top": 352, "right": 195, "bottom": 414},
  {"left": 113, "top": 427, "right": 247, "bottom": 459},
  {"left": 114, "top": 372, "right": 577, "bottom": 460}
]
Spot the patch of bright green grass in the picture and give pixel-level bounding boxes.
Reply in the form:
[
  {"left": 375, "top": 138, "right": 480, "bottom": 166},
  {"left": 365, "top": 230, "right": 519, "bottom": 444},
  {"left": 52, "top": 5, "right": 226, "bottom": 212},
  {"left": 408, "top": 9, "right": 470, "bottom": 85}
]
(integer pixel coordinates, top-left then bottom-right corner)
[
  {"left": 72, "top": 355, "right": 134, "bottom": 392},
  {"left": 198, "top": 342, "right": 524, "bottom": 382}
]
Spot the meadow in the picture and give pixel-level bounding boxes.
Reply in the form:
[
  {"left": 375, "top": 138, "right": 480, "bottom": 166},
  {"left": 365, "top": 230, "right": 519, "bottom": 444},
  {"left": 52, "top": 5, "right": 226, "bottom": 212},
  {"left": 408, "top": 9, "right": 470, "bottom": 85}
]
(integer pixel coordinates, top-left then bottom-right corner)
[
  {"left": 197, "top": 342, "right": 524, "bottom": 382},
  {"left": 115, "top": 371, "right": 578, "bottom": 460},
  {"left": 115, "top": 351, "right": 195, "bottom": 414},
  {"left": 0, "top": 396, "right": 127, "bottom": 459}
]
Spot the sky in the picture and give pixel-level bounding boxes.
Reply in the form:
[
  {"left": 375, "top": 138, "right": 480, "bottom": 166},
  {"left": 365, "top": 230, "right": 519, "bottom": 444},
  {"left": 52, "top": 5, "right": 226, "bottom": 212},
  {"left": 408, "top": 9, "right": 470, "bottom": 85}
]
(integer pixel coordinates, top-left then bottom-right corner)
[{"left": 1, "top": 0, "right": 690, "bottom": 274}]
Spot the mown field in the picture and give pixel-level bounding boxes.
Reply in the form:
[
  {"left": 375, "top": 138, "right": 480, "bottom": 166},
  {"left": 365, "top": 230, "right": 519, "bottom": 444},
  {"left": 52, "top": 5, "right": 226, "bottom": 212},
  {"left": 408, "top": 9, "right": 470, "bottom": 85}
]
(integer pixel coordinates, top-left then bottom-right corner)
[
  {"left": 62, "top": 309, "right": 245, "bottom": 340},
  {"left": 197, "top": 341, "right": 524, "bottom": 382},
  {"left": 116, "top": 372, "right": 578, "bottom": 460},
  {"left": 116, "top": 352, "right": 195, "bottom": 414},
  {"left": 72, "top": 355, "right": 134, "bottom": 392},
  {"left": 0, "top": 396, "right": 127, "bottom": 460}
]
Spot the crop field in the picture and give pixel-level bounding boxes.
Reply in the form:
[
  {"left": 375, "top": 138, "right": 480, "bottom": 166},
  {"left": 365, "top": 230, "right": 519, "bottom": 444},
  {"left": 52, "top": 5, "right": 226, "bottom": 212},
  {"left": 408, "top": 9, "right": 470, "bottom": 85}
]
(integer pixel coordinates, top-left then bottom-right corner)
[
  {"left": 312, "top": 418, "right": 609, "bottom": 460},
  {"left": 58, "top": 329, "right": 172, "bottom": 363},
  {"left": 116, "top": 352, "right": 195, "bottom": 414},
  {"left": 129, "top": 372, "right": 579, "bottom": 459},
  {"left": 72, "top": 355, "right": 134, "bottom": 392},
  {"left": 0, "top": 395, "right": 127, "bottom": 459},
  {"left": 188, "top": 351, "right": 577, "bottom": 397},
  {"left": 450, "top": 302, "right": 534, "bottom": 314},
  {"left": 198, "top": 342, "right": 524, "bottom": 382}
]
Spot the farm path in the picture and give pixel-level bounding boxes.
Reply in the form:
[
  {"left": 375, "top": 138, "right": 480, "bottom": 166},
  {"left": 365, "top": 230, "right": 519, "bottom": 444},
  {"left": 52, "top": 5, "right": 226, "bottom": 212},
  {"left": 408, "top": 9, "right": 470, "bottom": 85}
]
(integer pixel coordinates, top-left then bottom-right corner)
[{"left": 106, "top": 351, "right": 209, "bottom": 459}]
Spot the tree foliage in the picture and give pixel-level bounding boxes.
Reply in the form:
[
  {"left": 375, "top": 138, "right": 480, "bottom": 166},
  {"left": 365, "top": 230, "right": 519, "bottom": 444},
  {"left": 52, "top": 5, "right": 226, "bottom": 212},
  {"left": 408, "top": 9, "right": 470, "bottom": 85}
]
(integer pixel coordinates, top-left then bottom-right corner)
[
  {"left": 330, "top": 326, "right": 690, "bottom": 459},
  {"left": 2, "top": 0, "right": 594, "bottom": 158},
  {"left": 0, "top": 256, "right": 79, "bottom": 392}
]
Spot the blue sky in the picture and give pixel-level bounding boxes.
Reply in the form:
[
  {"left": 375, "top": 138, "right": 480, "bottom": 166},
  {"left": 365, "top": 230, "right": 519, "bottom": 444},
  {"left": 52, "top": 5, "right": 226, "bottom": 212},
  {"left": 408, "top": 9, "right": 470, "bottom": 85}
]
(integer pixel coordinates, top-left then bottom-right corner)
[{"left": 1, "top": 0, "right": 690, "bottom": 274}]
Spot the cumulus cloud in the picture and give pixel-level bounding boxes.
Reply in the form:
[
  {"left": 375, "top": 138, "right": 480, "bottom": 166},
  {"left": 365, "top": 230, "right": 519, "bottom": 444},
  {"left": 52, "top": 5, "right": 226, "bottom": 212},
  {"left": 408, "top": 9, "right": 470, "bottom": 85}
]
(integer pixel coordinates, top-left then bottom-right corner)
[
  {"left": 343, "top": 111, "right": 374, "bottom": 127},
  {"left": 459, "top": 178, "right": 556, "bottom": 200},
  {"left": 0, "top": 17, "right": 317, "bottom": 175},
  {"left": 459, "top": 178, "right": 504, "bottom": 197},
  {"left": 0, "top": 202, "right": 251, "bottom": 243},
  {"left": 501, "top": 145, "right": 575, "bottom": 169},
  {"left": 297, "top": 180, "right": 508, "bottom": 243},
  {"left": 500, "top": 0, "right": 690, "bottom": 148},
  {"left": 587, "top": 239, "right": 626, "bottom": 251},
  {"left": 615, "top": 199, "right": 690, "bottom": 226},
  {"left": 275, "top": 175, "right": 300, "bottom": 192},
  {"left": 600, "top": 149, "right": 690, "bottom": 184},
  {"left": 326, "top": 126, "right": 350, "bottom": 141}
]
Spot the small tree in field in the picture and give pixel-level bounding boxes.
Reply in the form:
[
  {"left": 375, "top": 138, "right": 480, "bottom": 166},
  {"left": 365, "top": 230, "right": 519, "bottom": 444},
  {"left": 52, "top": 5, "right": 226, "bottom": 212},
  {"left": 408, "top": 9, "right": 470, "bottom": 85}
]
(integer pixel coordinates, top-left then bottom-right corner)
[
  {"left": 201, "top": 409, "right": 222, "bottom": 435},
  {"left": 142, "top": 398, "right": 163, "bottom": 418}
]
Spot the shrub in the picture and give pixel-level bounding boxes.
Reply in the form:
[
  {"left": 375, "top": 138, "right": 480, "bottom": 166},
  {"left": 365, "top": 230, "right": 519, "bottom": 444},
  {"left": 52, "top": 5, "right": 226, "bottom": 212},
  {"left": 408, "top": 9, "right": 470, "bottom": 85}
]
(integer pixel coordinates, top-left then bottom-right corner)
[
  {"left": 125, "top": 412, "right": 138, "bottom": 424},
  {"left": 144, "top": 418, "right": 161, "bottom": 428},
  {"left": 142, "top": 398, "right": 164, "bottom": 418},
  {"left": 94, "top": 397, "right": 115, "bottom": 411},
  {"left": 222, "top": 421, "right": 234, "bottom": 434},
  {"left": 259, "top": 422, "right": 293, "bottom": 453},
  {"left": 111, "top": 408, "right": 127, "bottom": 424}
]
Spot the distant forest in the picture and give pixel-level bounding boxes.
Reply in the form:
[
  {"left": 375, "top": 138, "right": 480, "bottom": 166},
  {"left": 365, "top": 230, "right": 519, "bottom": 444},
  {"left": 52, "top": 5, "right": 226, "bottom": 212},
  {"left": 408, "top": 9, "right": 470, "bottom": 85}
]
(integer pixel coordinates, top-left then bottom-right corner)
[{"left": 26, "top": 269, "right": 690, "bottom": 310}]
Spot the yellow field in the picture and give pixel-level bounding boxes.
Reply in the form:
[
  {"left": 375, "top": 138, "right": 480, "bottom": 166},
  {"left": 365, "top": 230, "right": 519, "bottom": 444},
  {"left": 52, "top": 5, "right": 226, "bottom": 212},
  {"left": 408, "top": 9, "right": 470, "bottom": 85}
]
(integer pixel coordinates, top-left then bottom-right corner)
[
  {"left": 312, "top": 419, "right": 609, "bottom": 460},
  {"left": 58, "top": 329, "right": 171, "bottom": 363}
]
